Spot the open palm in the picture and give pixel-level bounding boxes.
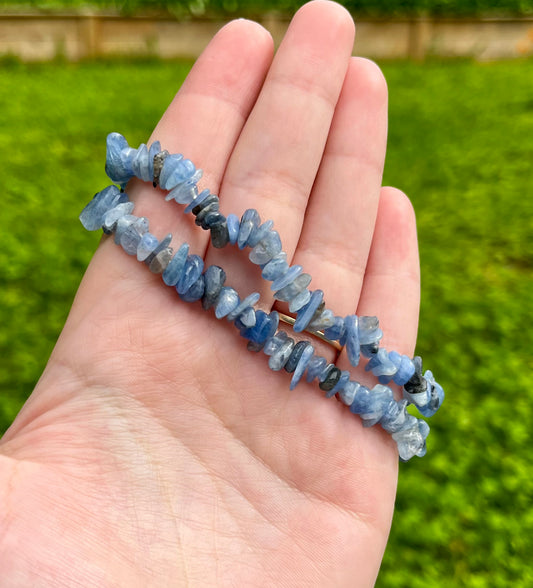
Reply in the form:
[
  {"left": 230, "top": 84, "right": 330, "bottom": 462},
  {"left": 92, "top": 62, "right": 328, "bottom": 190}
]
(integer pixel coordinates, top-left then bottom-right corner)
[{"left": 0, "top": 2, "right": 420, "bottom": 586}]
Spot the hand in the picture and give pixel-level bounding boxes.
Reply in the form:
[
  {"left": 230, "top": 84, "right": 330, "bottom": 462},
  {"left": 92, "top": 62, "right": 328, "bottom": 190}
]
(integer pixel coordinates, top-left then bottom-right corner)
[{"left": 0, "top": 2, "right": 420, "bottom": 585}]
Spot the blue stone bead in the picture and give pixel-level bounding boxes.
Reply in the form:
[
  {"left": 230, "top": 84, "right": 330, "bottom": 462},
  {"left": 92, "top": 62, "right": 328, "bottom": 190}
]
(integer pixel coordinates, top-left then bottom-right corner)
[
  {"left": 240, "top": 311, "right": 277, "bottom": 344},
  {"left": 268, "top": 338, "right": 295, "bottom": 371},
  {"left": 261, "top": 253, "right": 288, "bottom": 281},
  {"left": 289, "top": 343, "right": 314, "bottom": 390},
  {"left": 184, "top": 188, "right": 210, "bottom": 214},
  {"left": 249, "top": 230, "right": 282, "bottom": 265},
  {"left": 305, "top": 355, "right": 327, "bottom": 383},
  {"left": 238, "top": 209, "right": 261, "bottom": 249},
  {"left": 226, "top": 292, "right": 260, "bottom": 321},
  {"left": 167, "top": 171, "right": 202, "bottom": 204},
  {"left": 359, "top": 384, "right": 394, "bottom": 427},
  {"left": 392, "top": 354, "right": 415, "bottom": 386},
  {"left": 136, "top": 232, "right": 159, "bottom": 261},
  {"left": 176, "top": 255, "right": 204, "bottom": 295},
  {"left": 274, "top": 274, "right": 311, "bottom": 302},
  {"left": 338, "top": 380, "right": 360, "bottom": 406},
  {"left": 79, "top": 185, "right": 126, "bottom": 231},
  {"left": 293, "top": 289, "right": 323, "bottom": 333},
  {"left": 105, "top": 132, "right": 134, "bottom": 185},
  {"left": 132, "top": 143, "right": 151, "bottom": 182},
  {"left": 271, "top": 265, "right": 302, "bottom": 292},
  {"left": 247, "top": 220, "right": 274, "bottom": 248},
  {"left": 381, "top": 399, "right": 410, "bottom": 433},
  {"left": 163, "top": 157, "right": 197, "bottom": 191},
  {"left": 238, "top": 306, "right": 256, "bottom": 327},
  {"left": 349, "top": 385, "right": 371, "bottom": 415},
  {"left": 307, "top": 308, "right": 335, "bottom": 330},
  {"left": 263, "top": 330, "right": 288, "bottom": 355},
  {"left": 114, "top": 214, "right": 137, "bottom": 244},
  {"left": 163, "top": 242, "right": 189, "bottom": 286},
  {"left": 102, "top": 201, "right": 135, "bottom": 232},
  {"left": 377, "top": 351, "right": 402, "bottom": 384},
  {"left": 288, "top": 289, "right": 311, "bottom": 313},
  {"left": 226, "top": 213, "right": 240, "bottom": 245},
  {"left": 120, "top": 217, "right": 149, "bottom": 255},
  {"left": 179, "top": 274, "right": 205, "bottom": 302},
  {"left": 344, "top": 315, "right": 360, "bottom": 367},
  {"left": 147, "top": 140, "right": 161, "bottom": 180},
  {"left": 215, "top": 287, "right": 240, "bottom": 319},
  {"left": 323, "top": 316, "right": 345, "bottom": 341},
  {"left": 365, "top": 348, "right": 398, "bottom": 377},
  {"left": 284, "top": 341, "right": 308, "bottom": 373},
  {"left": 158, "top": 153, "right": 183, "bottom": 188}
]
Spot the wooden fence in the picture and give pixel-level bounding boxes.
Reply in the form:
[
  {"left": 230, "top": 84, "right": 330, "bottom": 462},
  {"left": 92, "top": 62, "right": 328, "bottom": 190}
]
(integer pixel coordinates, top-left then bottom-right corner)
[{"left": 1, "top": 11, "right": 532, "bottom": 61}]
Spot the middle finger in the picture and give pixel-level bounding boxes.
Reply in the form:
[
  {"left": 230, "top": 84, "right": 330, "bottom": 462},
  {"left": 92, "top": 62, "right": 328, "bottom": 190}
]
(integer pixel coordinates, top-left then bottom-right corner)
[{"left": 205, "top": 1, "right": 356, "bottom": 298}]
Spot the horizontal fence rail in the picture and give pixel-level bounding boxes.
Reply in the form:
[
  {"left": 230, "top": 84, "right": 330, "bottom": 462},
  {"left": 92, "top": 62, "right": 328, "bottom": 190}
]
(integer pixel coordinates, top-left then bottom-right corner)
[{"left": 0, "top": 12, "right": 532, "bottom": 61}]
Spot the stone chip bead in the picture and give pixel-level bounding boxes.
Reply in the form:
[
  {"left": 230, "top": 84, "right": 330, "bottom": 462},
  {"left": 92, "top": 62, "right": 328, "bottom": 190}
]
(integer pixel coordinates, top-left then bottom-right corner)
[
  {"left": 249, "top": 230, "right": 282, "bottom": 265},
  {"left": 148, "top": 247, "right": 173, "bottom": 274},
  {"left": 120, "top": 217, "right": 149, "bottom": 255},
  {"left": 238, "top": 209, "right": 261, "bottom": 249},
  {"left": 176, "top": 255, "right": 204, "bottom": 295},
  {"left": 289, "top": 343, "right": 314, "bottom": 390},
  {"left": 293, "top": 289, "right": 324, "bottom": 333},
  {"left": 105, "top": 132, "right": 135, "bottom": 186},
  {"left": 102, "top": 201, "right": 135, "bottom": 233},
  {"left": 163, "top": 242, "right": 189, "bottom": 286},
  {"left": 202, "top": 265, "right": 227, "bottom": 310},
  {"left": 284, "top": 341, "right": 309, "bottom": 374},
  {"left": 137, "top": 233, "right": 159, "bottom": 261},
  {"left": 215, "top": 287, "right": 240, "bottom": 319},
  {"left": 79, "top": 185, "right": 128, "bottom": 231}
]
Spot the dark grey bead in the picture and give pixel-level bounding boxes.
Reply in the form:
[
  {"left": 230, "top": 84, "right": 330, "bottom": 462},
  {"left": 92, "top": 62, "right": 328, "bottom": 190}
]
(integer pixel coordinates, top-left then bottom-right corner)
[
  {"left": 284, "top": 341, "right": 309, "bottom": 373},
  {"left": 361, "top": 342, "right": 380, "bottom": 357},
  {"left": 211, "top": 221, "right": 230, "bottom": 249},
  {"left": 195, "top": 202, "right": 220, "bottom": 226},
  {"left": 179, "top": 274, "right": 205, "bottom": 302},
  {"left": 148, "top": 247, "right": 173, "bottom": 274},
  {"left": 144, "top": 233, "right": 172, "bottom": 266},
  {"left": 404, "top": 356, "right": 427, "bottom": 394},
  {"left": 319, "top": 366, "right": 342, "bottom": 391},
  {"left": 201, "top": 212, "right": 225, "bottom": 230},
  {"left": 152, "top": 149, "right": 169, "bottom": 186},
  {"left": 192, "top": 194, "right": 219, "bottom": 216},
  {"left": 202, "top": 265, "right": 226, "bottom": 310}
]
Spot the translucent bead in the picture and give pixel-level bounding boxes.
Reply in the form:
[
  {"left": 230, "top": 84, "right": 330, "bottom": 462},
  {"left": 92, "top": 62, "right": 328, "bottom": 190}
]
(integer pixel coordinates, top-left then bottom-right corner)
[
  {"left": 293, "top": 289, "right": 323, "bottom": 332},
  {"left": 249, "top": 230, "right": 282, "bottom": 265},
  {"left": 344, "top": 315, "right": 360, "bottom": 367},
  {"left": 215, "top": 287, "right": 240, "bottom": 319},
  {"left": 238, "top": 209, "right": 261, "bottom": 249},
  {"left": 136, "top": 232, "right": 159, "bottom": 261},
  {"left": 289, "top": 343, "right": 314, "bottom": 390},
  {"left": 163, "top": 242, "right": 189, "bottom": 286},
  {"left": 226, "top": 292, "right": 260, "bottom": 321},
  {"left": 261, "top": 253, "right": 288, "bottom": 281},
  {"left": 226, "top": 213, "right": 240, "bottom": 245},
  {"left": 176, "top": 255, "right": 204, "bottom": 295}
]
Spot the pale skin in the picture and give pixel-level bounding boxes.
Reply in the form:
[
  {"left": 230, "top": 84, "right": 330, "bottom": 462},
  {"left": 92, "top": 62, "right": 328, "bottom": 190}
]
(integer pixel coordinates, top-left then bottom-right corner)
[{"left": 0, "top": 1, "right": 421, "bottom": 586}]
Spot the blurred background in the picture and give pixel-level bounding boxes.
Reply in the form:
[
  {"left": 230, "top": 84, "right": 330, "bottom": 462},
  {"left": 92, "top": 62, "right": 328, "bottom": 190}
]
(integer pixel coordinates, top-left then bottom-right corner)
[{"left": 0, "top": 1, "right": 532, "bottom": 586}]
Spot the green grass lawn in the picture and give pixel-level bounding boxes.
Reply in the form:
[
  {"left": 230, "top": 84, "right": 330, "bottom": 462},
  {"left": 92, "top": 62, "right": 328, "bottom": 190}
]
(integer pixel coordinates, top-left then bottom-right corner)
[{"left": 1, "top": 56, "right": 532, "bottom": 586}]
